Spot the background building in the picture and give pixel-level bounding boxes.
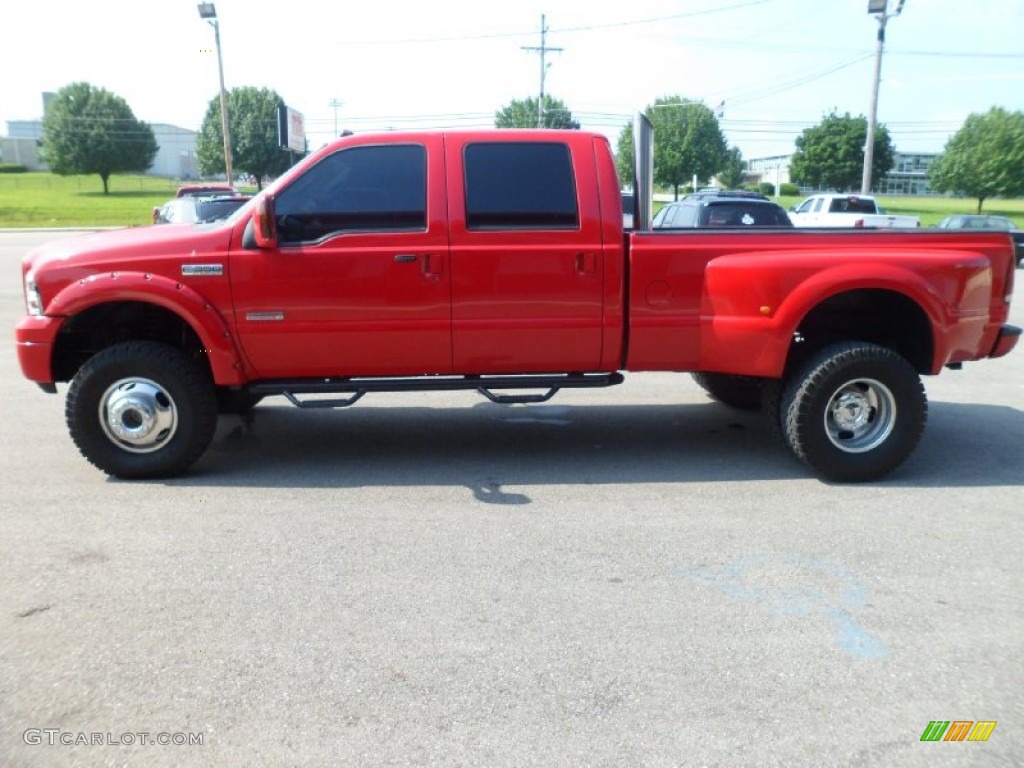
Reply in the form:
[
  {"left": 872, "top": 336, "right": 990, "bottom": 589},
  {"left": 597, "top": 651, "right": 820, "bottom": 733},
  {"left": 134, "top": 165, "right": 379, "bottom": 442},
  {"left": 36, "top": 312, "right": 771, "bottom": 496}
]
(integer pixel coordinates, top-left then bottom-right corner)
[{"left": 746, "top": 152, "right": 940, "bottom": 195}]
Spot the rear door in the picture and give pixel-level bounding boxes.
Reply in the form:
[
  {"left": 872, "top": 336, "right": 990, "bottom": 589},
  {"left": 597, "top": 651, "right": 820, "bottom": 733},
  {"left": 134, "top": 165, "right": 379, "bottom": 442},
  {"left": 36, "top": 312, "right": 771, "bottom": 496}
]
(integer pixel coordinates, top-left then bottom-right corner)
[
  {"left": 230, "top": 136, "right": 452, "bottom": 378},
  {"left": 444, "top": 135, "right": 606, "bottom": 373}
]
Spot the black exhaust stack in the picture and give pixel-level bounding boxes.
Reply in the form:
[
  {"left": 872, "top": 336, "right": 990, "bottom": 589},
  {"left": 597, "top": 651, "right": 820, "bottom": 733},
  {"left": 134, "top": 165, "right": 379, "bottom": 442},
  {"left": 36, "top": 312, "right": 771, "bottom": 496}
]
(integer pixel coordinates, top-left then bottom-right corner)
[{"left": 632, "top": 112, "right": 654, "bottom": 231}]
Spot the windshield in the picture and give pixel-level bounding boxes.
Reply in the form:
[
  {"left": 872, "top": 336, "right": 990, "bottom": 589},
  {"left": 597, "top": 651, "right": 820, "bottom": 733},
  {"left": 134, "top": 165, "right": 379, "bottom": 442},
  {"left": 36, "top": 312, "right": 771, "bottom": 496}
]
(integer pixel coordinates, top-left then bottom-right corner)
[{"left": 192, "top": 195, "right": 259, "bottom": 228}]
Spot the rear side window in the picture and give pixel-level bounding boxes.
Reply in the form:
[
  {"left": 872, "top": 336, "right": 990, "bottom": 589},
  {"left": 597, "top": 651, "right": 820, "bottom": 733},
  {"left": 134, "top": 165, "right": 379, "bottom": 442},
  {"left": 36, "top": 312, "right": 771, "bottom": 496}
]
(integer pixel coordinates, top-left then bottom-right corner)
[
  {"left": 274, "top": 144, "right": 427, "bottom": 244},
  {"left": 673, "top": 204, "right": 698, "bottom": 227},
  {"left": 159, "top": 200, "right": 188, "bottom": 224},
  {"left": 464, "top": 142, "right": 579, "bottom": 230}
]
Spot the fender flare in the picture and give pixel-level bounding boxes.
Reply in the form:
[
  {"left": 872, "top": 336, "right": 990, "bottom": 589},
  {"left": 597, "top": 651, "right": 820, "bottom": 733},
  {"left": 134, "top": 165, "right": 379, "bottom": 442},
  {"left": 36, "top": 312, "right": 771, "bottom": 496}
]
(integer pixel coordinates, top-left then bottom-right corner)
[
  {"left": 48, "top": 271, "right": 246, "bottom": 385},
  {"left": 773, "top": 262, "right": 944, "bottom": 337},
  {"left": 702, "top": 257, "right": 952, "bottom": 378}
]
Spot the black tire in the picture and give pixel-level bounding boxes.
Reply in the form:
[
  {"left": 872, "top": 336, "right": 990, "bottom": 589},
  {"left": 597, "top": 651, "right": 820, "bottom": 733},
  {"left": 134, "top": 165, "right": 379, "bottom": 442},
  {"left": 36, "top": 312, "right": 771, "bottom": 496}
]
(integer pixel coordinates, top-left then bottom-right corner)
[
  {"left": 66, "top": 341, "right": 218, "bottom": 479},
  {"left": 779, "top": 342, "right": 927, "bottom": 482},
  {"left": 691, "top": 372, "right": 764, "bottom": 411},
  {"left": 216, "top": 388, "right": 264, "bottom": 414}
]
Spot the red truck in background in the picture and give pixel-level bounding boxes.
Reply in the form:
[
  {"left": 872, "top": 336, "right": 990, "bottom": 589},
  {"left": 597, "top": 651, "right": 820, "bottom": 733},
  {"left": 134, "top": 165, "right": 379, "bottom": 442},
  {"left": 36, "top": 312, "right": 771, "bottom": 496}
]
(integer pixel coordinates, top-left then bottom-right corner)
[{"left": 15, "top": 119, "right": 1020, "bottom": 482}]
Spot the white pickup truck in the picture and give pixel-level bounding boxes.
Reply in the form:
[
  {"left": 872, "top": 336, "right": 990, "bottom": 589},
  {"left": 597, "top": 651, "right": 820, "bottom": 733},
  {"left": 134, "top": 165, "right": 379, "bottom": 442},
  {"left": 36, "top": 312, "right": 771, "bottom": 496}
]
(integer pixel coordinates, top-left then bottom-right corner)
[{"left": 789, "top": 194, "right": 920, "bottom": 228}]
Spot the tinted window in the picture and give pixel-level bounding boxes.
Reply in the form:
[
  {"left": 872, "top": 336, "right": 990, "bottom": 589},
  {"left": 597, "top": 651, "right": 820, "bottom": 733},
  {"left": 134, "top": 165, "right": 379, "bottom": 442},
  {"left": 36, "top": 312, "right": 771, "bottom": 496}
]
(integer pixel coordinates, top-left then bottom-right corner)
[
  {"left": 464, "top": 142, "right": 578, "bottom": 230},
  {"left": 274, "top": 144, "right": 426, "bottom": 244},
  {"left": 700, "top": 202, "right": 792, "bottom": 227},
  {"left": 829, "top": 197, "right": 876, "bottom": 213},
  {"left": 674, "top": 203, "right": 698, "bottom": 227},
  {"left": 196, "top": 198, "right": 247, "bottom": 222}
]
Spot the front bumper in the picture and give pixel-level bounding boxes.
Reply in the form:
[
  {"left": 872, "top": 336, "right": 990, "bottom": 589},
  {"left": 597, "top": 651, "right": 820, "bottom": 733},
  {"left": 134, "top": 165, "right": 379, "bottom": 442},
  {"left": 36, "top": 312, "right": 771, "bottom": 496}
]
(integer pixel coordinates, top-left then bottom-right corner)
[{"left": 15, "top": 315, "right": 64, "bottom": 385}]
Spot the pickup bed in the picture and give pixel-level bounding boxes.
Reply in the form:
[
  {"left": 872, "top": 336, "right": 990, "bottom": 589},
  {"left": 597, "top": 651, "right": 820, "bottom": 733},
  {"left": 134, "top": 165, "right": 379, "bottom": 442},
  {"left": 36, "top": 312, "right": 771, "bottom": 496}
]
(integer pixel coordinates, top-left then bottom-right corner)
[
  {"left": 790, "top": 194, "right": 920, "bottom": 228},
  {"left": 16, "top": 128, "right": 1019, "bottom": 482}
]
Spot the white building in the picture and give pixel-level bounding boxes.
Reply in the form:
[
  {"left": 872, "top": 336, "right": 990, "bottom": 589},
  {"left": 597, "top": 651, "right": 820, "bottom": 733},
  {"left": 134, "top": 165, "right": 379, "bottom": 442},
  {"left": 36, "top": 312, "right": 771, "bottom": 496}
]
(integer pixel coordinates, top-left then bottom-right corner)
[
  {"left": 2, "top": 119, "right": 199, "bottom": 179},
  {"left": 149, "top": 124, "right": 199, "bottom": 179},
  {"left": 745, "top": 152, "right": 940, "bottom": 195}
]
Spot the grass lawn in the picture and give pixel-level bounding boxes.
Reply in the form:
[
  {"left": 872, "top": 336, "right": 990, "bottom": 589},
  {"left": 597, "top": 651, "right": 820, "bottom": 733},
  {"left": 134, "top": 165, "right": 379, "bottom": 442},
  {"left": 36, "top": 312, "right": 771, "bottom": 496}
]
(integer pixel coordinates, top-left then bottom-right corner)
[
  {"left": 0, "top": 173, "right": 257, "bottom": 228},
  {"left": 1, "top": 171, "right": 1022, "bottom": 229}
]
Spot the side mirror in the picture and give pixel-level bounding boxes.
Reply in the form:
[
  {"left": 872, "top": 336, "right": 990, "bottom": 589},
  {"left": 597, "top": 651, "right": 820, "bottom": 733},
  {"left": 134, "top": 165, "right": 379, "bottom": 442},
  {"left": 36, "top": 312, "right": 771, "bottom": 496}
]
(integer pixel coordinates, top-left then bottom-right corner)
[{"left": 252, "top": 196, "right": 277, "bottom": 248}]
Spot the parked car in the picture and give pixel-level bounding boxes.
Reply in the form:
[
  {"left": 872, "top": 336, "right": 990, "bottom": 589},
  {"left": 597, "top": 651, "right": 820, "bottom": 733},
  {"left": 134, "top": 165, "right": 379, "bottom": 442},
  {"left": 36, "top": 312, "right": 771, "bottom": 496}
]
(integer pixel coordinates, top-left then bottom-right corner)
[
  {"left": 175, "top": 184, "right": 239, "bottom": 198},
  {"left": 653, "top": 196, "right": 793, "bottom": 228},
  {"left": 934, "top": 215, "right": 1024, "bottom": 267},
  {"left": 152, "top": 196, "right": 251, "bottom": 225}
]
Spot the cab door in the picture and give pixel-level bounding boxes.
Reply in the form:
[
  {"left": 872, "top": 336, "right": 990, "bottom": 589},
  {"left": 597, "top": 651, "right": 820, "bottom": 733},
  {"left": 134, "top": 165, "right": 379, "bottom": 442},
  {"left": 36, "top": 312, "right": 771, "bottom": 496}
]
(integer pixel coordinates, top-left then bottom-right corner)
[
  {"left": 445, "top": 136, "right": 606, "bottom": 373},
  {"left": 230, "top": 137, "right": 451, "bottom": 378}
]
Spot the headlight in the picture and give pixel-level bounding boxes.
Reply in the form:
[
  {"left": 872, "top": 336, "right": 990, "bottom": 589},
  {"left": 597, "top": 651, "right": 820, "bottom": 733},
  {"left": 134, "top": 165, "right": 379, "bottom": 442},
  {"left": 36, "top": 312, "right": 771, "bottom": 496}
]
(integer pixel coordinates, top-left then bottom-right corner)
[{"left": 25, "top": 272, "right": 43, "bottom": 316}]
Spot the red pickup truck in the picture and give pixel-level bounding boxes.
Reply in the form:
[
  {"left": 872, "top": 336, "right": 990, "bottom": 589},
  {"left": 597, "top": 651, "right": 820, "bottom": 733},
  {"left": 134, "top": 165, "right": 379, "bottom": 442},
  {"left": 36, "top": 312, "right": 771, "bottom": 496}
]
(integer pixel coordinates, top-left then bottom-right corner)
[{"left": 15, "top": 126, "right": 1019, "bottom": 482}]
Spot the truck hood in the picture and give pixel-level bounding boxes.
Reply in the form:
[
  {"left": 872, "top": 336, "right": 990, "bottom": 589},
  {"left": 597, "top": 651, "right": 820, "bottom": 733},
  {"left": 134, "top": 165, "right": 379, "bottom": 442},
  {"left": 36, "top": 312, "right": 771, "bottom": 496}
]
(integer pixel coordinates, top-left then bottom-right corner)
[
  {"left": 23, "top": 222, "right": 239, "bottom": 316},
  {"left": 23, "top": 223, "right": 236, "bottom": 277}
]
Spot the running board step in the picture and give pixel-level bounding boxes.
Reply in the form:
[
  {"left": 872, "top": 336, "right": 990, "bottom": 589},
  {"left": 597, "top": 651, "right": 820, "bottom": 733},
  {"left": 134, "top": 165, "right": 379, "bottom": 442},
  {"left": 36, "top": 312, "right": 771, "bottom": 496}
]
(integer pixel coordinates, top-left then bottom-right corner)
[{"left": 247, "top": 372, "right": 624, "bottom": 409}]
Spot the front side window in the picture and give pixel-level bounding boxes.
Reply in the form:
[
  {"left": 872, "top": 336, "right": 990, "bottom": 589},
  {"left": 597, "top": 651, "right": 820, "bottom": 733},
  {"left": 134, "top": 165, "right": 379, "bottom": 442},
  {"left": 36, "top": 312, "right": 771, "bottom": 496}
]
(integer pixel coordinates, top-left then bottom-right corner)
[
  {"left": 464, "top": 142, "right": 579, "bottom": 230},
  {"left": 274, "top": 144, "right": 426, "bottom": 244}
]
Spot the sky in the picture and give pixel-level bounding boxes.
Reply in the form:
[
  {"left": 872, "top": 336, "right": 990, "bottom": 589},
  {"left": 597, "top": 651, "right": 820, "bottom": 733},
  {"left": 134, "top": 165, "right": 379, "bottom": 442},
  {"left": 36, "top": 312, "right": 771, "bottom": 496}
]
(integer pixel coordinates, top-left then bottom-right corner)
[{"left": 2, "top": 0, "right": 1022, "bottom": 160}]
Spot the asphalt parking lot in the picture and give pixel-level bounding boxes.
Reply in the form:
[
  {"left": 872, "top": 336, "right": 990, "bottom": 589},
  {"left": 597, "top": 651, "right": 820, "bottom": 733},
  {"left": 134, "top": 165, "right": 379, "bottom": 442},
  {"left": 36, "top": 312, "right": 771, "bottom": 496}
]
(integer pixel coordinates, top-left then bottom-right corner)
[{"left": 1, "top": 231, "right": 1022, "bottom": 766}]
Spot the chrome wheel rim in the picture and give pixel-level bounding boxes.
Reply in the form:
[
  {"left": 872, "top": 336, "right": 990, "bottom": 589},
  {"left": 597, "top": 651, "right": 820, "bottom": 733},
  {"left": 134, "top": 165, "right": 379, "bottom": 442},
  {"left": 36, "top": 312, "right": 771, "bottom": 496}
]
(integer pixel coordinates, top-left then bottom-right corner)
[
  {"left": 99, "top": 377, "right": 178, "bottom": 453},
  {"left": 824, "top": 377, "right": 896, "bottom": 453}
]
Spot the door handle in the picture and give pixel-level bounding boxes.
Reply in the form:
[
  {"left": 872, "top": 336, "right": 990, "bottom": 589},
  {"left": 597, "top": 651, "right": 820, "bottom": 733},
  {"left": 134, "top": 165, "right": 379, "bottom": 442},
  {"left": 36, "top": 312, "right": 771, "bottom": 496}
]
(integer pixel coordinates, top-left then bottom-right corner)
[
  {"left": 394, "top": 253, "right": 417, "bottom": 263},
  {"left": 575, "top": 252, "right": 597, "bottom": 274},
  {"left": 423, "top": 253, "right": 444, "bottom": 276}
]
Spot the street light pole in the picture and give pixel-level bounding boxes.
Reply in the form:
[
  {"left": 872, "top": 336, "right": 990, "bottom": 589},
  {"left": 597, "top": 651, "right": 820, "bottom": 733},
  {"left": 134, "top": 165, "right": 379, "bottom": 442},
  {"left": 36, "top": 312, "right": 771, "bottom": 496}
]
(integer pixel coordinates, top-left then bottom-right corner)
[
  {"left": 198, "top": 3, "right": 233, "bottom": 186},
  {"left": 861, "top": 0, "right": 905, "bottom": 195}
]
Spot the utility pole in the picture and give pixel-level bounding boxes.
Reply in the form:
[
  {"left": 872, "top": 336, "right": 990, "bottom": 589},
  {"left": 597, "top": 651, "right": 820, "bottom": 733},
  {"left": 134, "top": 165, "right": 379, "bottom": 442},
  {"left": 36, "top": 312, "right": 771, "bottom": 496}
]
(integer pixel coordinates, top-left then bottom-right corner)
[
  {"left": 521, "top": 14, "right": 562, "bottom": 128},
  {"left": 328, "top": 98, "right": 344, "bottom": 137},
  {"left": 861, "top": 0, "right": 905, "bottom": 195}
]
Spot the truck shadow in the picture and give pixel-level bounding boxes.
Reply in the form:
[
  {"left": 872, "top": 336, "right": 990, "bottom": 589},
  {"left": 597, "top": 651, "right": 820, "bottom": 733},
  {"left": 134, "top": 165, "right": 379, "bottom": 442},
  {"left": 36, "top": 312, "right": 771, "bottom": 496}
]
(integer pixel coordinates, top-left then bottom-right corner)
[{"left": 150, "top": 397, "right": 1023, "bottom": 491}]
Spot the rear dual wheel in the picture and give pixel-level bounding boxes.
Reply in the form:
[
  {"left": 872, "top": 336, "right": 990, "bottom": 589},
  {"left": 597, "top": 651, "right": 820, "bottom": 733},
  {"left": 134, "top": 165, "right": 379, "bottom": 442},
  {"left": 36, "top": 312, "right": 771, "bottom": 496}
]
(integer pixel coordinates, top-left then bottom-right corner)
[{"left": 777, "top": 342, "right": 927, "bottom": 482}]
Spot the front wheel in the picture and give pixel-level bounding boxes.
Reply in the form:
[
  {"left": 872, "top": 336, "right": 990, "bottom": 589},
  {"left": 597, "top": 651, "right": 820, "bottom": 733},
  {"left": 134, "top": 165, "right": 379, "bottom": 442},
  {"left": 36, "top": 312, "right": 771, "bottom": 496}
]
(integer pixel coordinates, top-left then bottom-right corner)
[
  {"left": 779, "top": 342, "right": 927, "bottom": 482},
  {"left": 66, "top": 341, "right": 218, "bottom": 478}
]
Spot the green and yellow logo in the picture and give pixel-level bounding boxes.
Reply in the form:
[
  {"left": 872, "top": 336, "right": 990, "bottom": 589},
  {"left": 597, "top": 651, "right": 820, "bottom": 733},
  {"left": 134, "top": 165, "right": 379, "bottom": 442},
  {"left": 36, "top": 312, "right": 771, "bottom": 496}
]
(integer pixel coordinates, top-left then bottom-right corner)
[{"left": 921, "top": 721, "right": 997, "bottom": 742}]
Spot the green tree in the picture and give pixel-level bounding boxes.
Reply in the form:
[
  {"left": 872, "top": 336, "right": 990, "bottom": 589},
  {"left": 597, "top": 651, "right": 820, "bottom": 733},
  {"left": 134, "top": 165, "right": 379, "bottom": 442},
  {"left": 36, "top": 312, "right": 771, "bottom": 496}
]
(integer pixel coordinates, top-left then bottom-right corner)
[
  {"left": 647, "top": 96, "right": 728, "bottom": 199},
  {"left": 198, "top": 86, "right": 293, "bottom": 189},
  {"left": 790, "top": 111, "right": 893, "bottom": 192},
  {"left": 929, "top": 107, "right": 1024, "bottom": 212},
  {"left": 616, "top": 122, "right": 634, "bottom": 187},
  {"left": 40, "top": 82, "right": 157, "bottom": 194},
  {"left": 717, "top": 146, "right": 745, "bottom": 189},
  {"left": 494, "top": 96, "right": 580, "bottom": 129}
]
